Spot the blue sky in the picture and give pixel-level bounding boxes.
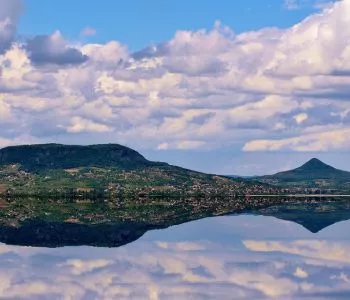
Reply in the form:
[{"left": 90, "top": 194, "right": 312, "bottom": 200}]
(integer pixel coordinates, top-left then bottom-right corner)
[
  {"left": 19, "top": 0, "right": 319, "bottom": 50},
  {"left": 1, "top": 0, "right": 349, "bottom": 175}
]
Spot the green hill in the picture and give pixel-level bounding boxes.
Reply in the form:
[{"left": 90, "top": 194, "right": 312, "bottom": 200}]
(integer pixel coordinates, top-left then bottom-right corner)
[
  {"left": 257, "top": 158, "right": 350, "bottom": 189},
  {"left": 0, "top": 143, "right": 277, "bottom": 197},
  {"left": 0, "top": 143, "right": 164, "bottom": 172}
]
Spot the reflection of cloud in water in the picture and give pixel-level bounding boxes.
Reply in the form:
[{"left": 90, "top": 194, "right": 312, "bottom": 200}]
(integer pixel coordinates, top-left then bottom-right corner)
[
  {"left": 0, "top": 215, "right": 349, "bottom": 299},
  {"left": 244, "top": 240, "right": 350, "bottom": 263}
]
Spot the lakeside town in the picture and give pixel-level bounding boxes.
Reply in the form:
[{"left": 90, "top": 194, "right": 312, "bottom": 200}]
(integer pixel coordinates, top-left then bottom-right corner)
[
  {"left": 1, "top": 163, "right": 349, "bottom": 199},
  {"left": 0, "top": 144, "right": 349, "bottom": 232}
]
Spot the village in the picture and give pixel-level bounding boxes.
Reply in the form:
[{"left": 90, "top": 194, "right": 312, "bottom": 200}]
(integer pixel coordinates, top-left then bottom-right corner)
[{"left": 0, "top": 160, "right": 349, "bottom": 228}]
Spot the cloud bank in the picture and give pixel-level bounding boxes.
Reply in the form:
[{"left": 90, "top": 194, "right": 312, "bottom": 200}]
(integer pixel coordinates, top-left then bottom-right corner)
[{"left": 0, "top": 0, "right": 349, "bottom": 154}]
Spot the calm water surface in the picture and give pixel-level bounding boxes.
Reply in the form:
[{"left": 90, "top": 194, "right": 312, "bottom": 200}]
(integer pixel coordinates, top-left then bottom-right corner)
[{"left": 1, "top": 209, "right": 350, "bottom": 299}]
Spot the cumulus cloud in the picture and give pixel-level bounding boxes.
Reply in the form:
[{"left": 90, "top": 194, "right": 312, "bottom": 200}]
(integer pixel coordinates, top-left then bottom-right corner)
[
  {"left": 283, "top": 0, "right": 336, "bottom": 10},
  {"left": 25, "top": 31, "right": 88, "bottom": 65},
  {"left": 294, "top": 267, "right": 309, "bottom": 278},
  {"left": 163, "top": 55, "right": 228, "bottom": 76},
  {"left": 294, "top": 112, "right": 308, "bottom": 124},
  {"left": 243, "top": 127, "right": 350, "bottom": 151},
  {"left": 62, "top": 116, "right": 113, "bottom": 133},
  {"left": 81, "top": 41, "right": 128, "bottom": 66},
  {"left": 0, "top": 0, "right": 349, "bottom": 154},
  {"left": 244, "top": 239, "right": 350, "bottom": 263},
  {"left": 61, "top": 259, "right": 113, "bottom": 275},
  {"left": 0, "top": 0, "right": 22, "bottom": 53}
]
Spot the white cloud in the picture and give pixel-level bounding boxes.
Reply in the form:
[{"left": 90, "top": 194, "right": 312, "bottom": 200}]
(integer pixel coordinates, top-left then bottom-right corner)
[
  {"left": 61, "top": 259, "right": 113, "bottom": 275},
  {"left": 0, "top": 0, "right": 22, "bottom": 52},
  {"left": 0, "top": 0, "right": 349, "bottom": 155},
  {"left": 62, "top": 117, "right": 113, "bottom": 133},
  {"left": 243, "top": 127, "right": 350, "bottom": 152},
  {"left": 294, "top": 267, "right": 309, "bottom": 278},
  {"left": 81, "top": 41, "right": 129, "bottom": 65},
  {"left": 155, "top": 241, "right": 206, "bottom": 251},
  {"left": 244, "top": 240, "right": 350, "bottom": 263},
  {"left": 284, "top": 0, "right": 301, "bottom": 10},
  {"left": 283, "top": 0, "right": 335, "bottom": 10},
  {"left": 25, "top": 31, "right": 88, "bottom": 65},
  {"left": 157, "top": 143, "right": 169, "bottom": 150},
  {"left": 294, "top": 113, "right": 308, "bottom": 124},
  {"left": 176, "top": 140, "right": 206, "bottom": 150}
]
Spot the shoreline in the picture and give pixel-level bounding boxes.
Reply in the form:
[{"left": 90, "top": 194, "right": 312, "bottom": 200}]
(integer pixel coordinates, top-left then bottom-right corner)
[{"left": 248, "top": 194, "right": 350, "bottom": 197}]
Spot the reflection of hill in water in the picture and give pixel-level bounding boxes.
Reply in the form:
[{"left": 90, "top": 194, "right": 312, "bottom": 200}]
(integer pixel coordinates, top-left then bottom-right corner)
[
  {"left": 252, "top": 199, "right": 350, "bottom": 233},
  {"left": 0, "top": 219, "right": 160, "bottom": 248},
  {"left": 1, "top": 197, "right": 350, "bottom": 247}
]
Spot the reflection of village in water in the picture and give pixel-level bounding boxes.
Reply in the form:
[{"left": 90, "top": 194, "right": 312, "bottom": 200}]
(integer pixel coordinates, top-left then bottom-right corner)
[{"left": 0, "top": 195, "right": 349, "bottom": 247}]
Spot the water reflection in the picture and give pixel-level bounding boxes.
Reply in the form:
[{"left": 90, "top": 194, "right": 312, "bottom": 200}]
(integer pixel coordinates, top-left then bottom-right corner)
[
  {"left": 0, "top": 210, "right": 350, "bottom": 298},
  {"left": 252, "top": 199, "right": 350, "bottom": 233},
  {"left": 1, "top": 197, "right": 350, "bottom": 247}
]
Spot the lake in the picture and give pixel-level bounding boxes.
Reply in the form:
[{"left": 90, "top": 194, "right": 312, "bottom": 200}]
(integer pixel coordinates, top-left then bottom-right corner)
[{"left": 0, "top": 200, "right": 350, "bottom": 299}]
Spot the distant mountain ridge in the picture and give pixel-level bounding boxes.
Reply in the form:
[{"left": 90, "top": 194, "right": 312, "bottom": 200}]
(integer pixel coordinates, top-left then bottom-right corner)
[{"left": 256, "top": 158, "right": 350, "bottom": 189}]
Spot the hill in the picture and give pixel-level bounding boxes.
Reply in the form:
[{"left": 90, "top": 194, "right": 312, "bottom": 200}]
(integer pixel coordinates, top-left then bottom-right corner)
[
  {"left": 0, "top": 143, "right": 164, "bottom": 172},
  {"left": 0, "top": 143, "right": 277, "bottom": 197},
  {"left": 257, "top": 158, "right": 350, "bottom": 190}
]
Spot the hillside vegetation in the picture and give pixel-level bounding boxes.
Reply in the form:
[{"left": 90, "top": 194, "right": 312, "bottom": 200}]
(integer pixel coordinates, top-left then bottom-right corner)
[
  {"left": 0, "top": 144, "right": 164, "bottom": 172},
  {"left": 257, "top": 158, "right": 350, "bottom": 191},
  {"left": 0, "top": 144, "right": 277, "bottom": 197}
]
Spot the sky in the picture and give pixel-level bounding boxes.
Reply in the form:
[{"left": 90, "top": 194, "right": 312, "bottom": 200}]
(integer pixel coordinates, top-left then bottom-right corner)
[
  {"left": 18, "top": 0, "right": 323, "bottom": 50},
  {"left": 0, "top": 0, "right": 349, "bottom": 175}
]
